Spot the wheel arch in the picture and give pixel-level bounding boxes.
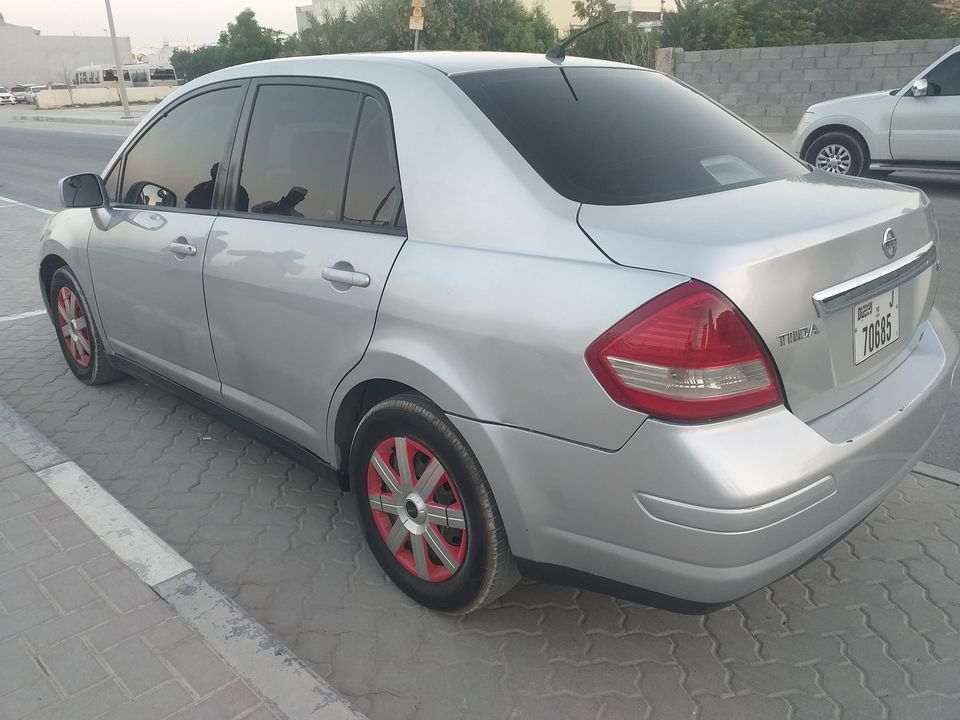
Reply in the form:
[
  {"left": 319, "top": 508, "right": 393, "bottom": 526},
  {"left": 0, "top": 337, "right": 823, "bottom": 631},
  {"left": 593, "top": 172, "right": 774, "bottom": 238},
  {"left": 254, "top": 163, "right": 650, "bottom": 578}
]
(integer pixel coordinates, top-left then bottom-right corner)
[
  {"left": 39, "top": 253, "right": 69, "bottom": 318},
  {"left": 800, "top": 123, "right": 872, "bottom": 164},
  {"left": 331, "top": 378, "right": 422, "bottom": 490}
]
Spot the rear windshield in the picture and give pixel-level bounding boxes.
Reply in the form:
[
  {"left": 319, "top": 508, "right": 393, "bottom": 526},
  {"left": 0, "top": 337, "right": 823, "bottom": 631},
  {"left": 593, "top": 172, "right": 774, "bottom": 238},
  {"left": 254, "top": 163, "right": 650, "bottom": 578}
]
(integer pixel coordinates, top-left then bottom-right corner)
[{"left": 453, "top": 67, "right": 806, "bottom": 205}]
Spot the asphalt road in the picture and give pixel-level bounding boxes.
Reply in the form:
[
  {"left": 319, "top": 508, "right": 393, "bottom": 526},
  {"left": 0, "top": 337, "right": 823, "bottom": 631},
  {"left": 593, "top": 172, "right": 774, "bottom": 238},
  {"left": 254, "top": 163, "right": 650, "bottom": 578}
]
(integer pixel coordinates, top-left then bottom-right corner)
[
  {"left": 0, "top": 117, "right": 126, "bottom": 208},
  {"left": 0, "top": 117, "right": 958, "bottom": 468}
]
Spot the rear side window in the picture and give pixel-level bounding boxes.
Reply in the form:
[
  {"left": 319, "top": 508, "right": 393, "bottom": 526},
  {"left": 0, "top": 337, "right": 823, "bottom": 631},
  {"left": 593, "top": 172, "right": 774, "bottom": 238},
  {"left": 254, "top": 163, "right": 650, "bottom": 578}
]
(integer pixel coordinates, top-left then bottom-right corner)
[
  {"left": 343, "top": 96, "right": 402, "bottom": 226},
  {"left": 120, "top": 87, "right": 241, "bottom": 209},
  {"left": 453, "top": 67, "right": 805, "bottom": 205},
  {"left": 237, "top": 84, "right": 359, "bottom": 222},
  {"left": 925, "top": 52, "right": 960, "bottom": 97}
]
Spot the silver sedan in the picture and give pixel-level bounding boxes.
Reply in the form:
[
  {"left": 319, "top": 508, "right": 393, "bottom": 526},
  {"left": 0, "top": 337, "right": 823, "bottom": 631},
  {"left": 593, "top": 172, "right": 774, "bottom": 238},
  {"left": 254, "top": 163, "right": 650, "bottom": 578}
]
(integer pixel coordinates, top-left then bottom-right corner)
[{"left": 40, "top": 52, "right": 958, "bottom": 613}]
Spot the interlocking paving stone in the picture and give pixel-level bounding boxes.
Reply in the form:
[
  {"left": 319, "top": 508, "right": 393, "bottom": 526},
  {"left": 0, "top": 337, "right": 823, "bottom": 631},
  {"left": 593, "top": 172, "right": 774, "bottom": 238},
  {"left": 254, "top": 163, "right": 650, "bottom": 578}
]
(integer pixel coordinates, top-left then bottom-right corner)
[
  {"left": 101, "top": 637, "right": 173, "bottom": 697},
  {"left": 0, "top": 459, "right": 284, "bottom": 719},
  {"left": 2, "top": 313, "right": 960, "bottom": 718},
  {"left": 37, "top": 636, "right": 109, "bottom": 696}
]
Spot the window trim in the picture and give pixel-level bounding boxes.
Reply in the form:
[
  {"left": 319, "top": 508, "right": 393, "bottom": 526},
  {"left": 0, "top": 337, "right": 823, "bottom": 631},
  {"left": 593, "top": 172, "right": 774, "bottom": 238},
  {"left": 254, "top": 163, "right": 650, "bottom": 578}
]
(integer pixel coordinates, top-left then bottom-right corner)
[
  {"left": 111, "top": 79, "right": 251, "bottom": 216},
  {"left": 922, "top": 49, "right": 960, "bottom": 97},
  {"left": 221, "top": 75, "right": 406, "bottom": 237}
]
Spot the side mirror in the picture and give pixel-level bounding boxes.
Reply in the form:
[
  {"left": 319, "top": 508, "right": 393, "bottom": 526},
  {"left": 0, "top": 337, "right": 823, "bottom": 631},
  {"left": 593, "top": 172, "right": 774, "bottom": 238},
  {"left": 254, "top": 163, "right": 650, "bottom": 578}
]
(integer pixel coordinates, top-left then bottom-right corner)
[
  {"left": 58, "top": 173, "right": 108, "bottom": 209},
  {"left": 910, "top": 78, "right": 930, "bottom": 97}
]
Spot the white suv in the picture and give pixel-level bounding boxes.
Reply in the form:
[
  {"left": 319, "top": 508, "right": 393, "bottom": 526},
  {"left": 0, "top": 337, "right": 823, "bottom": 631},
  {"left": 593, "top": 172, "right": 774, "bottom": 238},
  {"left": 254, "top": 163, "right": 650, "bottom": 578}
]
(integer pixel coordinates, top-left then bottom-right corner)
[{"left": 793, "top": 45, "right": 960, "bottom": 176}]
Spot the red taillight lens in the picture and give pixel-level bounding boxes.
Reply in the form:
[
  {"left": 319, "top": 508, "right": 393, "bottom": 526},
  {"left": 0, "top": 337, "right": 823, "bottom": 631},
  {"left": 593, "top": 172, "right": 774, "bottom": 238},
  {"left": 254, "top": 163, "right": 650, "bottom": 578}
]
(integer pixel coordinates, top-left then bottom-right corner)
[{"left": 585, "top": 280, "right": 784, "bottom": 422}]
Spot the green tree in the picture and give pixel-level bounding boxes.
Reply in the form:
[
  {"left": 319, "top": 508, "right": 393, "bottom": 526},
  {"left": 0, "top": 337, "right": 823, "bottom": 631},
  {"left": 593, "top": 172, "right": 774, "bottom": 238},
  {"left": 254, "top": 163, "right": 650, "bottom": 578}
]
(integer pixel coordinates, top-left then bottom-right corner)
[
  {"left": 217, "top": 9, "right": 287, "bottom": 66},
  {"left": 660, "top": 0, "right": 960, "bottom": 50},
  {"left": 568, "top": 0, "right": 660, "bottom": 67},
  {"left": 799, "top": 0, "right": 960, "bottom": 42},
  {"left": 170, "top": 45, "right": 224, "bottom": 82},
  {"left": 660, "top": 0, "right": 821, "bottom": 50}
]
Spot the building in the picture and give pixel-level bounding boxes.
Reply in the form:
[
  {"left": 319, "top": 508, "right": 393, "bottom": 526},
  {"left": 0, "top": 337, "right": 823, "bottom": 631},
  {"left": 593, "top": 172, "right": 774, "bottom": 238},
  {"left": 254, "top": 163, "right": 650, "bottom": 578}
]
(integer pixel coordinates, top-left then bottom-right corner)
[
  {"left": 0, "top": 17, "right": 132, "bottom": 87},
  {"left": 547, "top": 0, "right": 672, "bottom": 33},
  {"left": 296, "top": 0, "right": 362, "bottom": 32},
  {"left": 132, "top": 41, "right": 202, "bottom": 68}
]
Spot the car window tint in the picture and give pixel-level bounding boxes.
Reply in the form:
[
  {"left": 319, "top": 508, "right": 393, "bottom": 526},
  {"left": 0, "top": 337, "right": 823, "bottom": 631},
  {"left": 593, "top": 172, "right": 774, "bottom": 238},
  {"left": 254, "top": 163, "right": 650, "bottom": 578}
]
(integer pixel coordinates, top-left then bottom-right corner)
[
  {"left": 237, "top": 84, "right": 359, "bottom": 222},
  {"left": 343, "top": 96, "right": 401, "bottom": 227},
  {"left": 925, "top": 53, "right": 960, "bottom": 97},
  {"left": 454, "top": 68, "right": 806, "bottom": 206},
  {"left": 120, "top": 88, "right": 240, "bottom": 209}
]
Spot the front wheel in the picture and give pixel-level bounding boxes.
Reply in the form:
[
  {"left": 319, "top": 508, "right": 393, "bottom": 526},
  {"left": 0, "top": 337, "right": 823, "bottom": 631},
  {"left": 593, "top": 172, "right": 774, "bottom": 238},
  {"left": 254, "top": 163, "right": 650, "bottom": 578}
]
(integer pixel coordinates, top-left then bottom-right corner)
[
  {"left": 350, "top": 393, "right": 518, "bottom": 613},
  {"left": 50, "top": 267, "right": 124, "bottom": 385},
  {"left": 805, "top": 131, "right": 868, "bottom": 177}
]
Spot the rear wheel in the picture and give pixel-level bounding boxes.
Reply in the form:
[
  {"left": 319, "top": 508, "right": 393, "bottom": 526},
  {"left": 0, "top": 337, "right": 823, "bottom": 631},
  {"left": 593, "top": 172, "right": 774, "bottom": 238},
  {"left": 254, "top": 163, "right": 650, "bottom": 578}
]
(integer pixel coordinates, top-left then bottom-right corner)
[
  {"left": 350, "top": 393, "right": 518, "bottom": 613},
  {"left": 805, "top": 131, "right": 868, "bottom": 177},
  {"left": 50, "top": 267, "right": 123, "bottom": 385}
]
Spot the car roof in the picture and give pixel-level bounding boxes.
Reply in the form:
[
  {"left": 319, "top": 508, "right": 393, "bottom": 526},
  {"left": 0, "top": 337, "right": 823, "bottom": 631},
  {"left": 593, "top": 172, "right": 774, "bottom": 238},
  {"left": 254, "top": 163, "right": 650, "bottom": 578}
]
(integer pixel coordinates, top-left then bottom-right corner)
[{"left": 211, "top": 51, "right": 637, "bottom": 80}]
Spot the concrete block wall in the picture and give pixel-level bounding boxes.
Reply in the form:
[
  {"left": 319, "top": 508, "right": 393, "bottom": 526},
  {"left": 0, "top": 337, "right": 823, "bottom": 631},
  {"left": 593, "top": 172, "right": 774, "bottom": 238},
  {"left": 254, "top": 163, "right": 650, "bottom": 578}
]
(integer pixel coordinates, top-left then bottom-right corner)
[
  {"left": 35, "top": 86, "right": 175, "bottom": 109},
  {"left": 659, "top": 37, "right": 960, "bottom": 133}
]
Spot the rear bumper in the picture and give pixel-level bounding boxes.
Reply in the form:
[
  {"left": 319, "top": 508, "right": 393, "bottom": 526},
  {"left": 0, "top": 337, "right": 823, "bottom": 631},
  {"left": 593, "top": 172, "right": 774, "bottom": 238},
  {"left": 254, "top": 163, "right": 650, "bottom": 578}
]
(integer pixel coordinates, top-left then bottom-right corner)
[{"left": 452, "top": 309, "right": 958, "bottom": 604}]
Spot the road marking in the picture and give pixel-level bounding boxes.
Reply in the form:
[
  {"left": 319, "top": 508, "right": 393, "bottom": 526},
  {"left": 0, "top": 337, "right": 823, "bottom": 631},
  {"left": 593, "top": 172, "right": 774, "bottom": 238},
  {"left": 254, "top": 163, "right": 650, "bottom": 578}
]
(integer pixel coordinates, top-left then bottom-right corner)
[
  {"left": 38, "top": 461, "right": 192, "bottom": 586},
  {"left": 0, "top": 398, "right": 368, "bottom": 720},
  {"left": 0, "top": 310, "right": 47, "bottom": 324},
  {"left": 158, "top": 571, "right": 367, "bottom": 720},
  {"left": 0, "top": 194, "right": 54, "bottom": 215},
  {"left": 914, "top": 461, "right": 960, "bottom": 487}
]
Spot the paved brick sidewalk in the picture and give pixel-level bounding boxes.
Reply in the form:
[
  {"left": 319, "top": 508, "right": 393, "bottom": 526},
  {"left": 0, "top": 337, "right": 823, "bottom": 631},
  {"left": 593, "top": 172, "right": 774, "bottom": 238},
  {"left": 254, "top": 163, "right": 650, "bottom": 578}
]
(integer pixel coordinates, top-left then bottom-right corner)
[
  {"left": 0, "top": 443, "right": 283, "bottom": 720},
  {"left": 2, "top": 315, "right": 960, "bottom": 720}
]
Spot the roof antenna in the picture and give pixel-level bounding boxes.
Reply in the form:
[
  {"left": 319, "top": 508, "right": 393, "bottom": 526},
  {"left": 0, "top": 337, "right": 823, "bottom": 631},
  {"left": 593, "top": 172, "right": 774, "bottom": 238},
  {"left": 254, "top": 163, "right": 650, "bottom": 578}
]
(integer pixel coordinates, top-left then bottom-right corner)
[{"left": 545, "top": 21, "right": 609, "bottom": 62}]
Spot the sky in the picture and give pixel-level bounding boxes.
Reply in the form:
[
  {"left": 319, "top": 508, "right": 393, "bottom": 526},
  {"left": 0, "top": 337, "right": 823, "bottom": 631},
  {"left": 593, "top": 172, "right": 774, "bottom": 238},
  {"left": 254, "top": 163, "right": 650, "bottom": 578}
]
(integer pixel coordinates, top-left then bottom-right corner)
[{"left": 1, "top": 1, "right": 301, "bottom": 47}]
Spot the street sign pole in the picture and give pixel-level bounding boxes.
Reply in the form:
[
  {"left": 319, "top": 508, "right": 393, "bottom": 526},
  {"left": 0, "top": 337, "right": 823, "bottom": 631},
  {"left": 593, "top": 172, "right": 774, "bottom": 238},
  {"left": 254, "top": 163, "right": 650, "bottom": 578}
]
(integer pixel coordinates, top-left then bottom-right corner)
[
  {"left": 410, "top": 0, "right": 424, "bottom": 50},
  {"left": 104, "top": 0, "right": 132, "bottom": 119}
]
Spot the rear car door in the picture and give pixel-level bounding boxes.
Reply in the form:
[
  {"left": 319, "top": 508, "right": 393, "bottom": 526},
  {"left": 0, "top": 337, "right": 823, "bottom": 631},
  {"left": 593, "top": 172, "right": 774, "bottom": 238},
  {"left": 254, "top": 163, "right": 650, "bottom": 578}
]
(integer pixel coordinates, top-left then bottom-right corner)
[
  {"left": 87, "top": 82, "right": 246, "bottom": 396},
  {"left": 204, "top": 79, "right": 406, "bottom": 457},
  {"left": 890, "top": 51, "right": 960, "bottom": 162}
]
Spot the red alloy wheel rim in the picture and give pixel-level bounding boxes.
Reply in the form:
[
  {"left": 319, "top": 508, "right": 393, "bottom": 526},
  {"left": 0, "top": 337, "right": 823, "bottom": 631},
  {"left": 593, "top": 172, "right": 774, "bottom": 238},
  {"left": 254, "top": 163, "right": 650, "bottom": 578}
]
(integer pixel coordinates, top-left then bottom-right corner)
[
  {"left": 367, "top": 436, "right": 467, "bottom": 582},
  {"left": 57, "top": 287, "right": 92, "bottom": 368}
]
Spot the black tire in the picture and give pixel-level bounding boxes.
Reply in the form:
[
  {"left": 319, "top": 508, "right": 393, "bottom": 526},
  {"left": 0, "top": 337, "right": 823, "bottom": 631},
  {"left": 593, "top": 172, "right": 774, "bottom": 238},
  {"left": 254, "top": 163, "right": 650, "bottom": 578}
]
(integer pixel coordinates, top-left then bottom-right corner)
[
  {"left": 804, "top": 131, "right": 868, "bottom": 177},
  {"left": 50, "top": 267, "right": 124, "bottom": 385},
  {"left": 350, "top": 393, "right": 518, "bottom": 613}
]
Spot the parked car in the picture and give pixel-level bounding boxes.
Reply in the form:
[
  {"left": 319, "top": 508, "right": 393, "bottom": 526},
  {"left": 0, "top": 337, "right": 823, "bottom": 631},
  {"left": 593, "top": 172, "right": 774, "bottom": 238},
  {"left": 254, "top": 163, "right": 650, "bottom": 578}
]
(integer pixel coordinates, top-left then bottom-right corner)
[
  {"left": 0, "top": 87, "right": 16, "bottom": 105},
  {"left": 40, "top": 53, "right": 957, "bottom": 613},
  {"left": 793, "top": 45, "right": 960, "bottom": 176},
  {"left": 10, "top": 85, "right": 32, "bottom": 103}
]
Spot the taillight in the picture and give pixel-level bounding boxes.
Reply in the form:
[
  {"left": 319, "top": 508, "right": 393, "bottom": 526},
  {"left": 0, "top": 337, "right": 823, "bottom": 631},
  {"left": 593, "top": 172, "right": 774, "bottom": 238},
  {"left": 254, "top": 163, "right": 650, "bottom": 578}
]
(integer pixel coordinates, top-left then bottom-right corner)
[{"left": 585, "top": 280, "right": 783, "bottom": 423}]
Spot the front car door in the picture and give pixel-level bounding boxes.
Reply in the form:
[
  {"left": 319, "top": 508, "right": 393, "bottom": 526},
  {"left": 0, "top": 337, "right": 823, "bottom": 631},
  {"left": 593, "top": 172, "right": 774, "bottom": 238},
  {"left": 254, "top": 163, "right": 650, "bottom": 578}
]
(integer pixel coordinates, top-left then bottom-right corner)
[
  {"left": 890, "top": 49, "right": 960, "bottom": 162},
  {"left": 204, "top": 79, "right": 406, "bottom": 458},
  {"left": 87, "top": 82, "right": 247, "bottom": 396}
]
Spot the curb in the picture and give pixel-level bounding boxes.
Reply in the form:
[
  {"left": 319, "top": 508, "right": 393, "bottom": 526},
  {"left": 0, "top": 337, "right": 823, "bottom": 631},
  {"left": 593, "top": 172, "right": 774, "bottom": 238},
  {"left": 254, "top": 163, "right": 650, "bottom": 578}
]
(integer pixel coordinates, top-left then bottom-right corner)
[
  {"left": 914, "top": 461, "right": 960, "bottom": 487},
  {"left": 0, "top": 397, "right": 367, "bottom": 720},
  {"left": 13, "top": 113, "right": 143, "bottom": 127}
]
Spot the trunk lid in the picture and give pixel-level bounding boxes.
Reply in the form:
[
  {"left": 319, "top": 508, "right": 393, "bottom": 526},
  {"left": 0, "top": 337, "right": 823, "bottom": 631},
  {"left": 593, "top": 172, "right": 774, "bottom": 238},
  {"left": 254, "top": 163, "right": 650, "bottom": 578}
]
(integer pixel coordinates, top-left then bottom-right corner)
[{"left": 578, "top": 172, "right": 941, "bottom": 423}]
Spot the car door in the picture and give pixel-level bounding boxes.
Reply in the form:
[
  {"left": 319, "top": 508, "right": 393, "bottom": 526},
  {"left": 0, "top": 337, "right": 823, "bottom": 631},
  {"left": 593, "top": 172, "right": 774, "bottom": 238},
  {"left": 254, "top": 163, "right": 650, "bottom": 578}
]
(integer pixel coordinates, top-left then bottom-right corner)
[
  {"left": 890, "top": 50, "right": 960, "bottom": 162},
  {"left": 203, "top": 79, "right": 406, "bottom": 458},
  {"left": 87, "top": 82, "right": 246, "bottom": 396}
]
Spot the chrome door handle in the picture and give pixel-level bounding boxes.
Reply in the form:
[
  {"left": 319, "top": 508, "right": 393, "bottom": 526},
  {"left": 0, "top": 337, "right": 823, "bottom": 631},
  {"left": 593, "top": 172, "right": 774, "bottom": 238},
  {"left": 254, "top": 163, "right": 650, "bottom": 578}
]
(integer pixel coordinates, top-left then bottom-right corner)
[
  {"left": 322, "top": 266, "right": 371, "bottom": 288},
  {"left": 169, "top": 240, "right": 197, "bottom": 257}
]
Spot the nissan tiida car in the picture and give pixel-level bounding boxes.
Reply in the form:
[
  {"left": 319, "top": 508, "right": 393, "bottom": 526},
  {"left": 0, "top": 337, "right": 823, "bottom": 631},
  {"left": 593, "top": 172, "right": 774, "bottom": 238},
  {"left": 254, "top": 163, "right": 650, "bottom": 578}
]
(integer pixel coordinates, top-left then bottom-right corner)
[{"left": 41, "top": 52, "right": 957, "bottom": 613}]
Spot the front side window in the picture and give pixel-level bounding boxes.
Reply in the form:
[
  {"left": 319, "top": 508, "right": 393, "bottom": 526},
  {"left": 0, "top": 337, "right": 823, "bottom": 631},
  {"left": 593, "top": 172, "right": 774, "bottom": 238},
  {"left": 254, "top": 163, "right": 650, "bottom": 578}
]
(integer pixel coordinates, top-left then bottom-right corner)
[
  {"left": 925, "top": 53, "right": 960, "bottom": 97},
  {"left": 120, "top": 87, "right": 241, "bottom": 209},
  {"left": 236, "top": 84, "right": 358, "bottom": 222},
  {"left": 343, "top": 96, "right": 402, "bottom": 226},
  {"left": 454, "top": 67, "right": 806, "bottom": 206}
]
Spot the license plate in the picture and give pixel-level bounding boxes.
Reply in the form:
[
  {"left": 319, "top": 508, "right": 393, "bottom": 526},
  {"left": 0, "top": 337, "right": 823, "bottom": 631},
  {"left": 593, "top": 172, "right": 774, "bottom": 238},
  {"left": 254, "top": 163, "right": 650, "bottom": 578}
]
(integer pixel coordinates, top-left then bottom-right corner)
[{"left": 854, "top": 288, "right": 900, "bottom": 365}]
